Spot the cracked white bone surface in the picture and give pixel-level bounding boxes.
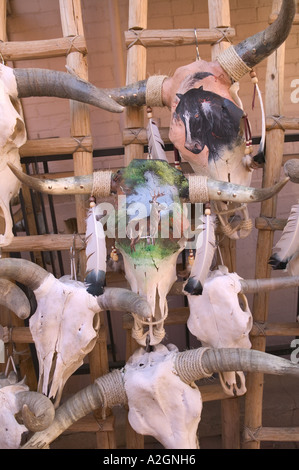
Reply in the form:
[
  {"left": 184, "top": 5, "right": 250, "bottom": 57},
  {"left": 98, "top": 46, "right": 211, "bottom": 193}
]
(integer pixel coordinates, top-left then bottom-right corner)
[
  {"left": 0, "top": 383, "right": 28, "bottom": 449},
  {"left": 30, "top": 274, "right": 101, "bottom": 406},
  {"left": 123, "top": 344, "right": 202, "bottom": 449},
  {"left": 0, "top": 64, "right": 27, "bottom": 246},
  {"left": 187, "top": 266, "right": 252, "bottom": 396}
]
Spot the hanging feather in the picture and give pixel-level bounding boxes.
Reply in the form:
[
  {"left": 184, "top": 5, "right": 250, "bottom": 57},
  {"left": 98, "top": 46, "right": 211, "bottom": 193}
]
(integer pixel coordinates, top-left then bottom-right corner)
[
  {"left": 146, "top": 109, "right": 168, "bottom": 161},
  {"left": 84, "top": 207, "right": 107, "bottom": 296},
  {"left": 269, "top": 203, "right": 299, "bottom": 275},
  {"left": 184, "top": 211, "right": 216, "bottom": 295}
]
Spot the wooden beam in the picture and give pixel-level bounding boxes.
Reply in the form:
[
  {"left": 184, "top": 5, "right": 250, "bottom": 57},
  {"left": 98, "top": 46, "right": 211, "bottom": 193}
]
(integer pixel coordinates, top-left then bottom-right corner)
[
  {"left": 20, "top": 136, "right": 93, "bottom": 157},
  {"left": 124, "top": 27, "right": 235, "bottom": 48},
  {"left": 1, "top": 234, "right": 85, "bottom": 252},
  {"left": 0, "top": 36, "right": 87, "bottom": 62},
  {"left": 244, "top": 426, "right": 299, "bottom": 443}
]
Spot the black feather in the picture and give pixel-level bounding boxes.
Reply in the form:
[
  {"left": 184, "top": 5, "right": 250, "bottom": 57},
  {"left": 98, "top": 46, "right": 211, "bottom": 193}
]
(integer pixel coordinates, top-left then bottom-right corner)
[
  {"left": 268, "top": 254, "right": 288, "bottom": 270},
  {"left": 183, "top": 276, "right": 204, "bottom": 295},
  {"left": 85, "top": 270, "right": 106, "bottom": 296}
]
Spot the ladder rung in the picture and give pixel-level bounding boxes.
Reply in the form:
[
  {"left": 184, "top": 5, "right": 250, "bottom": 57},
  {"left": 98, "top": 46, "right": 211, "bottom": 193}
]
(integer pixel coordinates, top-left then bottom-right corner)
[
  {"left": 0, "top": 35, "right": 87, "bottom": 62},
  {"left": 20, "top": 136, "right": 93, "bottom": 158},
  {"left": 125, "top": 27, "right": 235, "bottom": 48}
]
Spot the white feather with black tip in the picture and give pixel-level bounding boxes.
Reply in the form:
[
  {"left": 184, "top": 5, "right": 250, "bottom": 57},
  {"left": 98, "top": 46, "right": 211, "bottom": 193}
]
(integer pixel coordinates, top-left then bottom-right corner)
[
  {"left": 85, "top": 207, "right": 107, "bottom": 296},
  {"left": 269, "top": 202, "right": 299, "bottom": 275},
  {"left": 147, "top": 118, "right": 168, "bottom": 161},
  {"left": 184, "top": 213, "right": 217, "bottom": 295}
]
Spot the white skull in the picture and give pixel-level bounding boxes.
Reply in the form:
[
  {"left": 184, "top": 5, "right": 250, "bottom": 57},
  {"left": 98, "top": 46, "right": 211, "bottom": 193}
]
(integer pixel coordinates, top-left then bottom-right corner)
[
  {"left": 123, "top": 343, "right": 202, "bottom": 449},
  {"left": 0, "top": 383, "right": 29, "bottom": 449},
  {"left": 0, "top": 64, "right": 27, "bottom": 246},
  {"left": 187, "top": 266, "right": 253, "bottom": 396},
  {"left": 30, "top": 274, "right": 101, "bottom": 406}
]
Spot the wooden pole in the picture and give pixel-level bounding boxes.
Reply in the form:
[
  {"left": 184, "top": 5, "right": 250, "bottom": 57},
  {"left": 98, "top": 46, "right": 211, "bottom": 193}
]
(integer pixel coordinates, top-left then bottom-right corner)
[
  {"left": 124, "top": 0, "right": 148, "bottom": 166},
  {"left": 123, "top": 0, "right": 148, "bottom": 449},
  {"left": 59, "top": 0, "right": 116, "bottom": 449},
  {"left": 242, "top": 0, "right": 286, "bottom": 450},
  {"left": 208, "top": 0, "right": 240, "bottom": 450}
]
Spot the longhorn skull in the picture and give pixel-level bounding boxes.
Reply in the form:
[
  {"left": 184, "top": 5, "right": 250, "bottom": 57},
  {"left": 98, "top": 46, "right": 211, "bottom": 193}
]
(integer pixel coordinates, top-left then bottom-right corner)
[
  {"left": 0, "top": 258, "right": 152, "bottom": 407},
  {"left": 21, "top": 346, "right": 299, "bottom": 449}
]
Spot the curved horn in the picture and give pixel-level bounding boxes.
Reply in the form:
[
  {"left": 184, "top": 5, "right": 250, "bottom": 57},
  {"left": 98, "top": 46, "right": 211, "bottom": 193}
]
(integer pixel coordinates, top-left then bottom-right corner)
[
  {"left": 234, "top": 0, "right": 296, "bottom": 68},
  {"left": 175, "top": 347, "right": 299, "bottom": 384},
  {"left": 97, "top": 287, "right": 152, "bottom": 319},
  {"left": 22, "top": 369, "right": 126, "bottom": 449},
  {"left": 284, "top": 158, "right": 299, "bottom": 184},
  {"left": 7, "top": 163, "right": 114, "bottom": 197},
  {"left": 0, "top": 258, "right": 49, "bottom": 291},
  {"left": 16, "top": 391, "right": 55, "bottom": 432},
  {"left": 13, "top": 68, "right": 124, "bottom": 113},
  {"left": 240, "top": 276, "right": 299, "bottom": 294},
  {"left": 0, "top": 279, "right": 31, "bottom": 319},
  {"left": 188, "top": 175, "right": 290, "bottom": 203}
]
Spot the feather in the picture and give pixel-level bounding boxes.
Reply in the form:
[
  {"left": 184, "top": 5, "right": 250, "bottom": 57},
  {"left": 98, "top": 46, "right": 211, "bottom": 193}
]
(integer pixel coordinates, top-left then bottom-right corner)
[
  {"left": 85, "top": 207, "right": 107, "bottom": 296},
  {"left": 269, "top": 203, "right": 299, "bottom": 275},
  {"left": 147, "top": 118, "right": 168, "bottom": 161},
  {"left": 184, "top": 213, "right": 216, "bottom": 295}
]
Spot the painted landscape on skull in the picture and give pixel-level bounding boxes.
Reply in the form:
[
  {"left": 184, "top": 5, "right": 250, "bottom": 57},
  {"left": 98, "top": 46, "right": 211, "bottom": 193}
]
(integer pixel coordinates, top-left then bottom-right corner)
[{"left": 114, "top": 159, "right": 188, "bottom": 266}]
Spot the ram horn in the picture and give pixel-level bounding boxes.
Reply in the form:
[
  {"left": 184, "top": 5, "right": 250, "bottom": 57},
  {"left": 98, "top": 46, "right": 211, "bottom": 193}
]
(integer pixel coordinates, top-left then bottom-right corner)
[
  {"left": 97, "top": 288, "right": 152, "bottom": 319},
  {"left": 175, "top": 347, "right": 299, "bottom": 385},
  {"left": 0, "top": 279, "right": 31, "bottom": 319},
  {"left": 0, "top": 258, "right": 49, "bottom": 291},
  {"left": 12, "top": 68, "right": 124, "bottom": 113},
  {"left": 234, "top": 0, "right": 296, "bottom": 68},
  {"left": 16, "top": 391, "right": 55, "bottom": 432}
]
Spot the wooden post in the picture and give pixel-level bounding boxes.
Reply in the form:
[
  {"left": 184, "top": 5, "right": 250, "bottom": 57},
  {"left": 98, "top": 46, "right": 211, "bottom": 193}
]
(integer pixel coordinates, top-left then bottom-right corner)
[
  {"left": 59, "top": 0, "right": 115, "bottom": 448},
  {"left": 124, "top": 0, "right": 148, "bottom": 166},
  {"left": 242, "top": 0, "right": 286, "bottom": 450},
  {"left": 208, "top": 0, "right": 240, "bottom": 450},
  {"left": 123, "top": 0, "right": 148, "bottom": 449}
]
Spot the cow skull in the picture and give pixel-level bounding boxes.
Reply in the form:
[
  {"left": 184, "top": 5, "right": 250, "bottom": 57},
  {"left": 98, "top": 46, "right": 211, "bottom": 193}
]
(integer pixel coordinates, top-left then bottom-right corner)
[
  {"left": 0, "top": 381, "right": 55, "bottom": 449},
  {"left": 124, "top": 343, "right": 202, "bottom": 449},
  {"left": 0, "top": 258, "right": 151, "bottom": 407},
  {"left": 187, "top": 266, "right": 252, "bottom": 396},
  {"left": 0, "top": 64, "right": 26, "bottom": 246}
]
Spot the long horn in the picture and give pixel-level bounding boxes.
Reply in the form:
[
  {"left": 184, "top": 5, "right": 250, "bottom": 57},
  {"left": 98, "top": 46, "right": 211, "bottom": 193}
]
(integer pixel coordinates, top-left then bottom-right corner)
[
  {"left": 175, "top": 347, "right": 299, "bottom": 385},
  {"left": 97, "top": 287, "right": 152, "bottom": 319},
  {"left": 16, "top": 391, "right": 55, "bottom": 432},
  {"left": 7, "top": 163, "right": 112, "bottom": 196},
  {"left": 9, "top": 162, "right": 289, "bottom": 203},
  {"left": 13, "top": 68, "right": 124, "bottom": 113},
  {"left": 240, "top": 276, "right": 299, "bottom": 293},
  {"left": 21, "top": 369, "right": 126, "bottom": 449},
  {"left": 0, "top": 279, "right": 31, "bottom": 319},
  {"left": 0, "top": 258, "right": 49, "bottom": 291},
  {"left": 188, "top": 175, "right": 290, "bottom": 203},
  {"left": 234, "top": 0, "right": 296, "bottom": 68}
]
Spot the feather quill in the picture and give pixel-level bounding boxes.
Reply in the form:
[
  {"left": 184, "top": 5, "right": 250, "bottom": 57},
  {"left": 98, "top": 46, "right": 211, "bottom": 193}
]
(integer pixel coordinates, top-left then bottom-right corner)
[
  {"left": 85, "top": 207, "right": 107, "bottom": 296},
  {"left": 147, "top": 118, "right": 168, "bottom": 161},
  {"left": 269, "top": 203, "right": 299, "bottom": 275},
  {"left": 184, "top": 213, "right": 216, "bottom": 295}
]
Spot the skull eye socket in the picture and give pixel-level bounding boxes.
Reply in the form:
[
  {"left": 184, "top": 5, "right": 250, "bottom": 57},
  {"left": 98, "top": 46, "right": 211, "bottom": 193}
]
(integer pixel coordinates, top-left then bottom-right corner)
[{"left": 93, "top": 312, "right": 100, "bottom": 332}]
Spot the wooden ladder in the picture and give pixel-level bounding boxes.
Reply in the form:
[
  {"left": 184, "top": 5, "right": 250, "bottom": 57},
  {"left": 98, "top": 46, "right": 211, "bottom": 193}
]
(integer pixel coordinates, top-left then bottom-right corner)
[{"left": 0, "top": 0, "right": 115, "bottom": 449}]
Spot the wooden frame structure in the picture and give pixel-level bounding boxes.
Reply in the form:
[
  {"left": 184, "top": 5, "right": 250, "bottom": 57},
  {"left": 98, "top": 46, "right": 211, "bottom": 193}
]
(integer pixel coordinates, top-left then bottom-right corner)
[{"left": 0, "top": 0, "right": 298, "bottom": 450}]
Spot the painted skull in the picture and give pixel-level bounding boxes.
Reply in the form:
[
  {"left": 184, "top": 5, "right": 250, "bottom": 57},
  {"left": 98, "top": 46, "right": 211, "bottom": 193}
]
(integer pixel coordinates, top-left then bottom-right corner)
[{"left": 111, "top": 159, "right": 189, "bottom": 346}]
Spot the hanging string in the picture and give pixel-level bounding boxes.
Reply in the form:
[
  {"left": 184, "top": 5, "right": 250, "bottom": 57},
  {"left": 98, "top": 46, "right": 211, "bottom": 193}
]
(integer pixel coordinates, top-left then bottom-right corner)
[{"left": 194, "top": 28, "right": 200, "bottom": 61}]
